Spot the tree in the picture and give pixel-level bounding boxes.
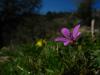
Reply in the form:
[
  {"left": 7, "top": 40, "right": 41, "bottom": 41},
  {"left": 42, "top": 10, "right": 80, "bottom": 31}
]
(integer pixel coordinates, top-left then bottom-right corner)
[
  {"left": 77, "top": 0, "right": 95, "bottom": 26},
  {"left": 0, "top": 0, "right": 42, "bottom": 48}
]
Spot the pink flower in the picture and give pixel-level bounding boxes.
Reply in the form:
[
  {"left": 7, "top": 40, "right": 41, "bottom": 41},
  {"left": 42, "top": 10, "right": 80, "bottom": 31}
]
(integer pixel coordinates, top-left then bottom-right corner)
[{"left": 55, "top": 24, "right": 81, "bottom": 46}]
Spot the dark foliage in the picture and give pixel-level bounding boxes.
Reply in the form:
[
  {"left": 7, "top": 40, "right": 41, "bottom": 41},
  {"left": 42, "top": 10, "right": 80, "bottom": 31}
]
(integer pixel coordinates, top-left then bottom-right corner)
[
  {"left": 0, "top": 0, "right": 42, "bottom": 48},
  {"left": 77, "top": 0, "right": 94, "bottom": 26}
]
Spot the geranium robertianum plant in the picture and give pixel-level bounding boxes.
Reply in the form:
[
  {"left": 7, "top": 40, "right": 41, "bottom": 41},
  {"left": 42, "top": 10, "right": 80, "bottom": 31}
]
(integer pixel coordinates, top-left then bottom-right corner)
[
  {"left": 54, "top": 24, "right": 96, "bottom": 75},
  {"left": 54, "top": 24, "right": 81, "bottom": 46}
]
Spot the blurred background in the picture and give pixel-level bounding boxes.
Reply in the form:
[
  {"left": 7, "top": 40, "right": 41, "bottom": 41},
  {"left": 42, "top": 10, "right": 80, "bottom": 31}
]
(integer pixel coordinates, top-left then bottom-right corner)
[
  {"left": 0, "top": 0, "right": 100, "bottom": 48},
  {"left": 0, "top": 1, "right": 100, "bottom": 75}
]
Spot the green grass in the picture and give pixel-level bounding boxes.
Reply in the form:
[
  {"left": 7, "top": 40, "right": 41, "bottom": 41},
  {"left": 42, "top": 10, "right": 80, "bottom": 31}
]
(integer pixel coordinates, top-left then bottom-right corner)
[{"left": 0, "top": 34, "right": 100, "bottom": 75}]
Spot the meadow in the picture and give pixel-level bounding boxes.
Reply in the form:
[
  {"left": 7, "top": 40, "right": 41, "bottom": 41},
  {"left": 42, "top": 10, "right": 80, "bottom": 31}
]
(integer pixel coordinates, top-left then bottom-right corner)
[{"left": 0, "top": 27, "right": 100, "bottom": 75}]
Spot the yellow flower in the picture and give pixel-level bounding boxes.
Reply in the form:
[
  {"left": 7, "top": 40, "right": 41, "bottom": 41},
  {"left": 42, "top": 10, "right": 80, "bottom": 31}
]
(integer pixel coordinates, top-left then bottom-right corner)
[{"left": 35, "top": 39, "right": 46, "bottom": 47}]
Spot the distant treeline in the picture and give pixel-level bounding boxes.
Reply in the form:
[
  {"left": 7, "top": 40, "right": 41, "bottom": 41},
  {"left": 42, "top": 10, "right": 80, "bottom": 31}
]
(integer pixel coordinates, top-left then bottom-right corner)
[{"left": 0, "top": 0, "right": 100, "bottom": 48}]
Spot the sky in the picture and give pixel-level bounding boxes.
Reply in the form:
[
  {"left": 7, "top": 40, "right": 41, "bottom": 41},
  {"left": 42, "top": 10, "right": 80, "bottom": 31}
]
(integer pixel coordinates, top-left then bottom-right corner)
[{"left": 40, "top": 0, "right": 100, "bottom": 14}]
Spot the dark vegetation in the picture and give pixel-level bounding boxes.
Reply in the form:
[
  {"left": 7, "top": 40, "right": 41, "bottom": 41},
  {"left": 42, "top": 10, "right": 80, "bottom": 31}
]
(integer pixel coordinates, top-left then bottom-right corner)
[{"left": 0, "top": 0, "right": 42, "bottom": 47}]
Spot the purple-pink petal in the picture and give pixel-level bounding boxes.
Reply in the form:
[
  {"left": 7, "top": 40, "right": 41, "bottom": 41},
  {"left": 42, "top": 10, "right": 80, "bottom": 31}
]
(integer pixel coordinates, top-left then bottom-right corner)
[
  {"left": 54, "top": 37, "right": 66, "bottom": 42},
  {"left": 61, "top": 28, "right": 70, "bottom": 38},
  {"left": 64, "top": 40, "right": 70, "bottom": 46},
  {"left": 54, "top": 37, "right": 71, "bottom": 46},
  {"left": 73, "top": 32, "right": 81, "bottom": 40},
  {"left": 72, "top": 24, "right": 80, "bottom": 39},
  {"left": 76, "top": 32, "right": 81, "bottom": 37}
]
